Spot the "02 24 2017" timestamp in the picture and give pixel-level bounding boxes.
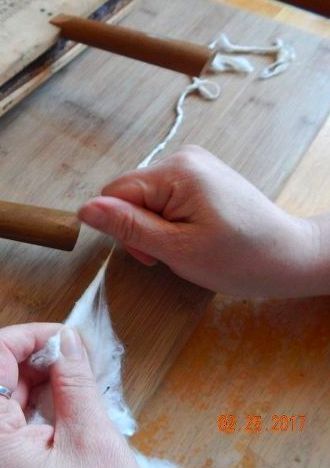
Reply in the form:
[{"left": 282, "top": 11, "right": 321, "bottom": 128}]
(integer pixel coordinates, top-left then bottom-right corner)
[{"left": 217, "top": 414, "right": 306, "bottom": 434}]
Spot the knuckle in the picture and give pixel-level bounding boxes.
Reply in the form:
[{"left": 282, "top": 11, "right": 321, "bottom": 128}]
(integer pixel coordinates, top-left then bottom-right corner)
[
  {"left": 179, "top": 144, "right": 204, "bottom": 154},
  {"left": 173, "top": 148, "right": 197, "bottom": 168},
  {"left": 178, "top": 144, "right": 203, "bottom": 160},
  {"left": 114, "top": 205, "right": 137, "bottom": 245},
  {"left": 101, "top": 183, "right": 111, "bottom": 196},
  {"left": 101, "top": 170, "right": 137, "bottom": 196},
  {"left": 101, "top": 179, "right": 122, "bottom": 197},
  {"left": 169, "top": 146, "right": 206, "bottom": 179},
  {"left": 173, "top": 145, "right": 218, "bottom": 172}
]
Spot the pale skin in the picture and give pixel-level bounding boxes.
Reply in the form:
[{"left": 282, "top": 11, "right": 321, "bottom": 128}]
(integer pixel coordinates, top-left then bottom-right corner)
[
  {"left": 1, "top": 145, "right": 329, "bottom": 465},
  {"left": 81, "top": 145, "right": 329, "bottom": 298},
  {"left": 0, "top": 324, "right": 138, "bottom": 467}
]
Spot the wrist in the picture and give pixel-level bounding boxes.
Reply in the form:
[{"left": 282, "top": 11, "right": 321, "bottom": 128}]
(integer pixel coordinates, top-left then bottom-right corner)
[
  {"left": 299, "top": 214, "right": 330, "bottom": 296},
  {"left": 264, "top": 214, "right": 327, "bottom": 298}
]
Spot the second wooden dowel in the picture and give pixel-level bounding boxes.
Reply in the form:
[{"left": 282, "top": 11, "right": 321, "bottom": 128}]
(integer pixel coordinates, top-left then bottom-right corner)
[{"left": 0, "top": 200, "right": 80, "bottom": 251}]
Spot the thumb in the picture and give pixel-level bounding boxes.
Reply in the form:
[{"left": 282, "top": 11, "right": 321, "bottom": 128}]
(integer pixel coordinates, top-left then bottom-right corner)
[
  {"left": 50, "top": 328, "right": 109, "bottom": 436},
  {"left": 78, "top": 196, "right": 176, "bottom": 263}
]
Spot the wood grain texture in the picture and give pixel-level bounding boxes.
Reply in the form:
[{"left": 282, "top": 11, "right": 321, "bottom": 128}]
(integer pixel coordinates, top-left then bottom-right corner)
[
  {"left": 107, "top": 248, "right": 213, "bottom": 413},
  {"left": 223, "top": 0, "right": 330, "bottom": 37},
  {"left": 0, "top": 0, "right": 109, "bottom": 86},
  {"left": 0, "top": 1, "right": 329, "bottom": 464},
  {"left": 0, "top": 0, "right": 135, "bottom": 117},
  {"left": 131, "top": 1, "right": 330, "bottom": 467}
]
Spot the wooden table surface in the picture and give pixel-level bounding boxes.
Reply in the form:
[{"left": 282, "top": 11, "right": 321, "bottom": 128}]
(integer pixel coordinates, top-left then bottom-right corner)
[
  {"left": 0, "top": 0, "right": 329, "bottom": 467},
  {"left": 131, "top": 1, "right": 330, "bottom": 467}
]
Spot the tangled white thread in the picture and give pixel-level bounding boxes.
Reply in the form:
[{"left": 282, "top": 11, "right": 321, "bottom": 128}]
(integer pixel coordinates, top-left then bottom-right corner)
[
  {"left": 209, "top": 33, "right": 295, "bottom": 79},
  {"left": 139, "top": 33, "right": 295, "bottom": 169}
]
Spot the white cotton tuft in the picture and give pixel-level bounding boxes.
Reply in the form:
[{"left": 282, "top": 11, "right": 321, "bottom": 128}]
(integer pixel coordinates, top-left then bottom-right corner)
[
  {"left": 27, "top": 254, "right": 175, "bottom": 465},
  {"left": 64, "top": 259, "right": 137, "bottom": 436},
  {"left": 134, "top": 451, "right": 179, "bottom": 468},
  {"left": 28, "top": 255, "right": 136, "bottom": 437},
  {"left": 29, "top": 333, "right": 60, "bottom": 369}
]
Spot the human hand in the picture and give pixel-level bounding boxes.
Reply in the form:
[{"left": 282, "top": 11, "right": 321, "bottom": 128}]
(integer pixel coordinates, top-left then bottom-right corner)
[
  {"left": 0, "top": 323, "right": 137, "bottom": 468},
  {"left": 79, "top": 145, "right": 321, "bottom": 298}
]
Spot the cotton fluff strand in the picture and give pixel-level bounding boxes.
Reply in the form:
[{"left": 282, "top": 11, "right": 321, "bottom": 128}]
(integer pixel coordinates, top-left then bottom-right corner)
[{"left": 29, "top": 244, "right": 137, "bottom": 436}]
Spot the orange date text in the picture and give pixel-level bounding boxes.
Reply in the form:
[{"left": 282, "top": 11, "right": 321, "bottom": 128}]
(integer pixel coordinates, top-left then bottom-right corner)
[{"left": 217, "top": 414, "right": 306, "bottom": 434}]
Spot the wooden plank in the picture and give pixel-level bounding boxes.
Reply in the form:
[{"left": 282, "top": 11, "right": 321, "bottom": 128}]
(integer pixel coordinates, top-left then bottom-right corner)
[
  {"left": 0, "top": 0, "right": 111, "bottom": 86},
  {"left": 0, "top": 0, "right": 329, "bottom": 442},
  {"left": 0, "top": 0, "right": 135, "bottom": 117}
]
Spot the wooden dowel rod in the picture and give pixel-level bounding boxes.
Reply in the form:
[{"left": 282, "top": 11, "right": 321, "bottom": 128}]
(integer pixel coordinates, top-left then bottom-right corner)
[
  {"left": 0, "top": 200, "right": 80, "bottom": 251},
  {"left": 50, "top": 14, "right": 214, "bottom": 77}
]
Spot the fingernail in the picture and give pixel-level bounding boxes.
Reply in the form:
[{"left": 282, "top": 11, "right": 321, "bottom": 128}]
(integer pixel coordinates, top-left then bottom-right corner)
[
  {"left": 80, "top": 203, "right": 106, "bottom": 228},
  {"left": 60, "top": 328, "right": 82, "bottom": 358}
]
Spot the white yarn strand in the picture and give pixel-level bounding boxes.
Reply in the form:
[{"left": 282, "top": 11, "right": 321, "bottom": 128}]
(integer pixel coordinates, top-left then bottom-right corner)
[
  {"left": 210, "top": 33, "right": 283, "bottom": 55},
  {"left": 138, "top": 78, "right": 221, "bottom": 169},
  {"left": 259, "top": 43, "right": 296, "bottom": 79},
  {"left": 138, "top": 32, "right": 295, "bottom": 170}
]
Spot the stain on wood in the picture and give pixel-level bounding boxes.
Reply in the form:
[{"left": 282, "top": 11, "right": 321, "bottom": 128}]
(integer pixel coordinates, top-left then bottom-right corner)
[{"left": 133, "top": 296, "right": 330, "bottom": 466}]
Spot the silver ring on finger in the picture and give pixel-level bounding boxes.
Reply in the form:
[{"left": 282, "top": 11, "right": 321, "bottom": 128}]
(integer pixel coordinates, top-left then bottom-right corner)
[{"left": 0, "top": 385, "right": 12, "bottom": 400}]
